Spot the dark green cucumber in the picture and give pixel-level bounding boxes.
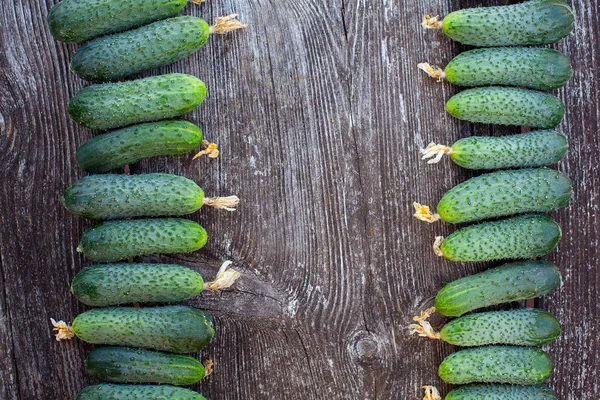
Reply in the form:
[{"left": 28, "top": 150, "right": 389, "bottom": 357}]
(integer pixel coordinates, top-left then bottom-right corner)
[
  {"left": 47, "top": 0, "right": 186, "bottom": 43},
  {"left": 446, "top": 384, "right": 557, "bottom": 399},
  {"left": 437, "top": 214, "right": 561, "bottom": 262},
  {"left": 71, "top": 263, "right": 203, "bottom": 306},
  {"left": 76, "top": 120, "right": 203, "bottom": 173},
  {"left": 439, "top": 346, "right": 553, "bottom": 385},
  {"left": 77, "top": 218, "right": 207, "bottom": 262},
  {"left": 434, "top": 261, "right": 561, "bottom": 317},
  {"left": 446, "top": 87, "right": 564, "bottom": 128},
  {"left": 76, "top": 383, "right": 206, "bottom": 400},
  {"left": 440, "top": 0, "right": 575, "bottom": 46},
  {"left": 72, "top": 305, "right": 214, "bottom": 353},
  {"left": 72, "top": 16, "right": 210, "bottom": 82},
  {"left": 440, "top": 309, "right": 561, "bottom": 346},
  {"left": 444, "top": 47, "right": 572, "bottom": 90},
  {"left": 85, "top": 346, "right": 205, "bottom": 385},
  {"left": 68, "top": 74, "right": 206, "bottom": 131},
  {"left": 436, "top": 168, "right": 572, "bottom": 223},
  {"left": 63, "top": 173, "right": 205, "bottom": 220},
  {"left": 449, "top": 130, "right": 568, "bottom": 170}
]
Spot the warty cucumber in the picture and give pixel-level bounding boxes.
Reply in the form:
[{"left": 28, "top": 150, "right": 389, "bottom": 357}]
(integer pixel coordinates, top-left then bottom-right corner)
[
  {"left": 75, "top": 383, "right": 206, "bottom": 400},
  {"left": 446, "top": 384, "right": 557, "bottom": 399}
]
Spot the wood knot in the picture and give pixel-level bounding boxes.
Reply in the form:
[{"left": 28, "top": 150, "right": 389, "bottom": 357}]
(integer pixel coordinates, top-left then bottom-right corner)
[{"left": 349, "top": 331, "right": 381, "bottom": 365}]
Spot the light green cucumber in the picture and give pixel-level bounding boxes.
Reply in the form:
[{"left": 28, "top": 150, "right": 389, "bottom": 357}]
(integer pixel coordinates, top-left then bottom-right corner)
[
  {"left": 76, "top": 383, "right": 206, "bottom": 400},
  {"left": 439, "top": 346, "right": 553, "bottom": 385},
  {"left": 72, "top": 305, "right": 214, "bottom": 353},
  {"left": 68, "top": 74, "right": 206, "bottom": 131},
  {"left": 436, "top": 215, "right": 561, "bottom": 262},
  {"left": 446, "top": 384, "right": 557, "bottom": 399},
  {"left": 85, "top": 346, "right": 205, "bottom": 385},
  {"left": 434, "top": 261, "right": 561, "bottom": 317},
  {"left": 75, "top": 120, "right": 203, "bottom": 173},
  {"left": 446, "top": 87, "right": 564, "bottom": 128},
  {"left": 440, "top": 309, "right": 561, "bottom": 346},
  {"left": 433, "top": 168, "right": 572, "bottom": 224},
  {"left": 77, "top": 218, "right": 207, "bottom": 262},
  {"left": 47, "top": 0, "right": 187, "bottom": 43},
  {"left": 71, "top": 263, "right": 204, "bottom": 306}
]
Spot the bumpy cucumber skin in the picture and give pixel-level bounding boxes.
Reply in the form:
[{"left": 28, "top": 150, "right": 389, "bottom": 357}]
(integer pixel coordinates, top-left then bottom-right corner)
[
  {"left": 436, "top": 168, "right": 572, "bottom": 223},
  {"left": 68, "top": 74, "right": 206, "bottom": 131},
  {"left": 72, "top": 305, "right": 214, "bottom": 353},
  {"left": 63, "top": 173, "right": 204, "bottom": 220},
  {"left": 77, "top": 218, "right": 207, "bottom": 262},
  {"left": 439, "top": 345, "right": 553, "bottom": 385},
  {"left": 71, "top": 16, "right": 210, "bottom": 82},
  {"left": 440, "top": 309, "right": 561, "bottom": 346},
  {"left": 71, "top": 263, "right": 203, "bottom": 306},
  {"left": 86, "top": 346, "right": 205, "bottom": 385},
  {"left": 76, "top": 383, "right": 206, "bottom": 400},
  {"left": 435, "top": 261, "right": 561, "bottom": 317},
  {"left": 450, "top": 130, "right": 568, "bottom": 170},
  {"left": 76, "top": 121, "right": 203, "bottom": 173},
  {"left": 442, "top": 0, "right": 575, "bottom": 46},
  {"left": 446, "top": 384, "right": 557, "bottom": 400},
  {"left": 439, "top": 214, "right": 561, "bottom": 262},
  {"left": 47, "top": 0, "right": 186, "bottom": 43},
  {"left": 446, "top": 87, "right": 564, "bottom": 128},
  {"left": 445, "top": 47, "right": 572, "bottom": 90}
]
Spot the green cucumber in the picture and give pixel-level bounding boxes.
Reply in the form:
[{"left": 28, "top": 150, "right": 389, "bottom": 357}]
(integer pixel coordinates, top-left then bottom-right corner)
[
  {"left": 76, "top": 120, "right": 203, "bottom": 173},
  {"left": 68, "top": 74, "right": 206, "bottom": 131},
  {"left": 446, "top": 87, "right": 564, "bottom": 128},
  {"left": 85, "top": 346, "right": 205, "bottom": 385},
  {"left": 72, "top": 305, "right": 214, "bottom": 353},
  {"left": 63, "top": 173, "right": 205, "bottom": 220},
  {"left": 436, "top": 214, "right": 561, "bottom": 262},
  {"left": 47, "top": 0, "right": 187, "bottom": 43},
  {"left": 434, "top": 261, "right": 561, "bottom": 317},
  {"left": 438, "top": 346, "right": 553, "bottom": 385},
  {"left": 71, "top": 263, "right": 203, "bottom": 306},
  {"left": 446, "top": 384, "right": 557, "bottom": 399},
  {"left": 76, "top": 383, "right": 206, "bottom": 400},
  {"left": 71, "top": 16, "right": 209, "bottom": 82},
  {"left": 434, "top": 0, "right": 575, "bottom": 46},
  {"left": 440, "top": 309, "right": 561, "bottom": 346},
  {"left": 77, "top": 218, "right": 207, "bottom": 262},
  {"left": 434, "top": 168, "right": 572, "bottom": 224}
]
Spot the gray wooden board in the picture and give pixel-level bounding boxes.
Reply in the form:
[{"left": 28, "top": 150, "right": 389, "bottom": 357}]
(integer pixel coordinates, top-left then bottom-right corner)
[{"left": 0, "top": 0, "right": 598, "bottom": 398}]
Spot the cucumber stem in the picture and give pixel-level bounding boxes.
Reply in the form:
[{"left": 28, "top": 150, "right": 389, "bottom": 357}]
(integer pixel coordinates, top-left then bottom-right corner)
[
  {"left": 422, "top": 15, "right": 443, "bottom": 30},
  {"left": 209, "top": 14, "right": 248, "bottom": 34},
  {"left": 203, "top": 195, "right": 240, "bottom": 211},
  {"left": 50, "top": 318, "right": 75, "bottom": 341},
  {"left": 206, "top": 260, "right": 241, "bottom": 291},
  {"left": 420, "top": 143, "right": 453, "bottom": 164},
  {"left": 190, "top": 0, "right": 206, "bottom": 3},
  {"left": 193, "top": 140, "right": 220, "bottom": 160},
  {"left": 413, "top": 202, "right": 441, "bottom": 223},
  {"left": 423, "top": 386, "right": 442, "bottom": 400},
  {"left": 203, "top": 360, "right": 214, "bottom": 377},
  {"left": 409, "top": 307, "right": 441, "bottom": 340},
  {"left": 433, "top": 236, "right": 444, "bottom": 257},
  {"left": 417, "top": 63, "right": 446, "bottom": 82}
]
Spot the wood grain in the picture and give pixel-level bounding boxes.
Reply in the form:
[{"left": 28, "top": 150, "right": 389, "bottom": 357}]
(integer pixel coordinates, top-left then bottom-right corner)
[{"left": 0, "top": 0, "right": 597, "bottom": 398}]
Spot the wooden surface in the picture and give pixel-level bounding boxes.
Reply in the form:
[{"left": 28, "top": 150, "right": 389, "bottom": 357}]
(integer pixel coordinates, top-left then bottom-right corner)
[{"left": 0, "top": 0, "right": 598, "bottom": 398}]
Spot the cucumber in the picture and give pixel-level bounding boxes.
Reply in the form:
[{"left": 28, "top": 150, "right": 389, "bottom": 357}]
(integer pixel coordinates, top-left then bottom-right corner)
[
  {"left": 438, "top": 346, "right": 553, "bottom": 385},
  {"left": 72, "top": 305, "right": 214, "bottom": 353},
  {"left": 63, "top": 173, "right": 205, "bottom": 220},
  {"left": 434, "top": 0, "right": 575, "bottom": 46},
  {"left": 68, "top": 74, "right": 206, "bottom": 131},
  {"left": 76, "top": 383, "right": 206, "bottom": 400},
  {"left": 71, "top": 16, "right": 210, "bottom": 82},
  {"left": 71, "top": 263, "right": 203, "bottom": 306},
  {"left": 446, "top": 384, "right": 557, "bottom": 399},
  {"left": 434, "top": 261, "right": 561, "bottom": 317},
  {"left": 436, "top": 214, "right": 562, "bottom": 262},
  {"left": 77, "top": 218, "right": 207, "bottom": 262},
  {"left": 47, "top": 0, "right": 186, "bottom": 43},
  {"left": 440, "top": 309, "right": 561, "bottom": 346},
  {"left": 434, "top": 168, "right": 572, "bottom": 224},
  {"left": 76, "top": 121, "right": 203, "bottom": 173},
  {"left": 446, "top": 87, "right": 564, "bottom": 128},
  {"left": 85, "top": 346, "right": 205, "bottom": 385}
]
